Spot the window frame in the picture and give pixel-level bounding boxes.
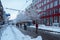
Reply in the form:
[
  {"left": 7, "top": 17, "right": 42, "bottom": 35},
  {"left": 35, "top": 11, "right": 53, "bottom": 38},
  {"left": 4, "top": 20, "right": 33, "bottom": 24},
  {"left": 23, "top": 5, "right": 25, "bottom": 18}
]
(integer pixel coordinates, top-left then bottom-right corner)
[
  {"left": 50, "top": 3, "right": 53, "bottom": 8},
  {"left": 54, "top": 1, "right": 58, "bottom": 7}
]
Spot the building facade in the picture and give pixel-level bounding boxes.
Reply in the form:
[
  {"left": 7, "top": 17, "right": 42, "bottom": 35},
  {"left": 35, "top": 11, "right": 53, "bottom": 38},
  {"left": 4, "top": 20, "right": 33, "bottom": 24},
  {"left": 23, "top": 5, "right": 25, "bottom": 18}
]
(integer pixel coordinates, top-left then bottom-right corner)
[
  {"left": 0, "top": 0, "right": 4, "bottom": 25},
  {"left": 32, "top": 0, "right": 60, "bottom": 26},
  {"left": 25, "top": 0, "right": 60, "bottom": 26}
]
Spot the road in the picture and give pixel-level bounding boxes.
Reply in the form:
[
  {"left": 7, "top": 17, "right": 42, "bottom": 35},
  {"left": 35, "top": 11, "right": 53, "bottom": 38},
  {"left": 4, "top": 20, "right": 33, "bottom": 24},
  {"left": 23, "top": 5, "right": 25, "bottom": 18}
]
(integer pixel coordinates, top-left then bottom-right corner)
[{"left": 18, "top": 26, "right": 60, "bottom": 40}]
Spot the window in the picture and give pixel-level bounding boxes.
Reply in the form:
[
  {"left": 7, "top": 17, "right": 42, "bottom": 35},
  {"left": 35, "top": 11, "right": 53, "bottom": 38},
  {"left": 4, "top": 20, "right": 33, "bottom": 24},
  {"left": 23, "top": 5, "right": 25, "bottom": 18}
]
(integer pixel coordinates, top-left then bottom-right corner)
[
  {"left": 54, "top": 1, "right": 58, "bottom": 6},
  {"left": 50, "top": 3, "right": 53, "bottom": 8},
  {"left": 59, "top": 8, "right": 60, "bottom": 13},
  {"left": 0, "top": 6, "right": 3, "bottom": 11},
  {"left": 43, "top": 7, "right": 45, "bottom": 11},
  {"left": 44, "top": 0, "right": 46, "bottom": 4},
  {"left": 0, "top": 12, "right": 2, "bottom": 15},
  {"left": 39, "top": 3, "right": 41, "bottom": 7},
  {"left": 0, "top": 12, "right": 1, "bottom": 14},
  {"left": 37, "top": 0, "right": 39, "bottom": 3},
  {"left": 50, "top": 10, "right": 54, "bottom": 15},
  {"left": 35, "top": 0, "right": 38, "bottom": 3},
  {"left": 32, "top": 0, "right": 34, "bottom": 2},
  {"left": 44, "top": 12, "right": 46, "bottom": 16},
  {"left": 47, "top": 0, "right": 49, "bottom": 3},
  {"left": 0, "top": 16, "right": 2, "bottom": 19},
  {"left": 59, "top": 0, "right": 60, "bottom": 5},
  {"left": 44, "top": 6, "right": 46, "bottom": 11},
  {"left": 42, "top": 12, "right": 44, "bottom": 16},
  {"left": 0, "top": 16, "right": 1, "bottom": 18},
  {"left": 50, "top": 17, "right": 53, "bottom": 26},
  {"left": 54, "top": 8, "right": 59, "bottom": 13},
  {"left": 41, "top": 12, "right": 43, "bottom": 15},
  {"left": 39, "top": 0, "right": 41, "bottom": 1},
  {"left": 47, "top": 4, "right": 49, "bottom": 9},
  {"left": 41, "top": 2, "right": 44, "bottom": 6},
  {"left": 47, "top": 11, "right": 50, "bottom": 15},
  {"left": 49, "top": 0, "right": 52, "bottom": 2},
  {"left": 37, "top": 5, "right": 40, "bottom": 9},
  {"left": 54, "top": 16, "right": 59, "bottom": 23},
  {"left": 43, "top": 18, "right": 47, "bottom": 25}
]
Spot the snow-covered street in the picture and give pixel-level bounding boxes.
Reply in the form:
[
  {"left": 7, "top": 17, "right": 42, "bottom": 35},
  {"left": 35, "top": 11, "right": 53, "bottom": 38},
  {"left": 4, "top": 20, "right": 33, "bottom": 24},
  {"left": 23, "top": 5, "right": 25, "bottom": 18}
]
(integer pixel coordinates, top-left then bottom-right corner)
[
  {"left": 1, "top": 25, "right": 42, "bottom": 40},
  {"left": 0, "top": 0, "right": 60, "bottom": 40}
]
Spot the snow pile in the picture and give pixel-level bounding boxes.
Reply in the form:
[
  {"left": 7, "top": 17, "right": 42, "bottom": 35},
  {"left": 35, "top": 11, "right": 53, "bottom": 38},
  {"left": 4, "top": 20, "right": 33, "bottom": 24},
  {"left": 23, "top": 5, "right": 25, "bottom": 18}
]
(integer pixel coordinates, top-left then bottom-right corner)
[
  {"left": 31, "top": 36, "right": 42, "bottom": 40},
  {"left": 29, "top": 25, "right": 60, "bottom": 33},
  {"left": 22, "top": 35, "right": 42, "bottom": 40},
  {"left": 1, "top": 26, "right": 16, "bottom": 40},
  {"left": 38, "top": 26, "right": 60, "bottom": 32},
  {"left": 1, "top": 25, "right": 42, "bottom": 40}
]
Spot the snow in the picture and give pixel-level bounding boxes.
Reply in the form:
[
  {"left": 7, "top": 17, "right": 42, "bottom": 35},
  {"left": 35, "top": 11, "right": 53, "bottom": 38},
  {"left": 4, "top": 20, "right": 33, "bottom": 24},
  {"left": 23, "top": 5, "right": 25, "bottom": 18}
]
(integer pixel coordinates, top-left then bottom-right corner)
[
  {"left": 1, "top": 25, "right": 42, "bottom": 40},
  {"left": 39, "top": 26, "right": 60, "bottom": 32},
  {"left": 49, "top": 32, "right": 60, "bottom": 35},
  {"left": 29, "top": 25, "right": 60, "bottom": 33},
  {"left": 1, "top": 26, "right": 16, "bottom": 40}
]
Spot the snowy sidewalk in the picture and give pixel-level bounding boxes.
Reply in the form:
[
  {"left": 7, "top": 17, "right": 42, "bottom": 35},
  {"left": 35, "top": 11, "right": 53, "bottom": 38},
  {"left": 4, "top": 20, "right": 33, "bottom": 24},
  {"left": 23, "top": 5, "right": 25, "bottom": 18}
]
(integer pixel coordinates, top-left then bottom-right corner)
[
  {"left": 1, "top": 25, "right": 42, "bottom": 40},
  {"left": 29, "top": 25, "right": 60, "bottom": 33}
]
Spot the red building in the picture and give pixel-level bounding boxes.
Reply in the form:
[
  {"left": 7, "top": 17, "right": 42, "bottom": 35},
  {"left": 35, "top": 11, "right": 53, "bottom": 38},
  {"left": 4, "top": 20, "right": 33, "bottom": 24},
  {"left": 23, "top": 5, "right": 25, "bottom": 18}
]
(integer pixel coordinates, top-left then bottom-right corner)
[
  {"left": 33, "top": 0, "right": 60, "bottom": 26},
  {"left": 25, "top": 0, "right": 60, "bottom": 26}
]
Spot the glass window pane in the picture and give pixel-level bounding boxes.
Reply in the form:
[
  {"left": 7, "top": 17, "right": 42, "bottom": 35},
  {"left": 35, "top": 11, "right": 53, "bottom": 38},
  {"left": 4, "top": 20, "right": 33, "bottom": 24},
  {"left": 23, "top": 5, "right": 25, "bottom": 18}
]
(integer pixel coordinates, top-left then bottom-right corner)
[
  {"left": 50, "top": 0, "right": 52, "bottom": 2},
  {"left": 50, "top": 17, "right": 53, "bottom": 26},
  {"left": 54, "top": 8, "right": 59, "bottom": 13},
  {"left": 59, "top": 0, "right": 60, "bottom": 5},
  {"left": 44, "top": 6, "right": 46, "bottom": 11},
  {"left": 38, "top": 3, "right": 41, "bottom": 7},
  {"left": 44, "top": 0, "right": 46, "bottom": 4},
  {"left": 54, "top": 16, "right": 59, "bottom": 23},
  {"left": 54, "top": 1, "right": 58, "bottom": 6},
  {"left": 59, "top": 8, "right": 60, "bottom": 13},
  {"left": 43, "top": 18, "right": 47, "bottom": 25},
  {"left": 50, "top": 10, "right": 54, "bottom": 15},
  {"left": 47, "top": 4, "right": 49, "bottom": 9},
  {"left": 42, "top": 2, "right": 43, "bottom": 6},
  {"left": 50, "top": 3, "right": 53, "bottom": 8},
  {"left": 47, "top": 0, "right": 49, "bottom": 3}
]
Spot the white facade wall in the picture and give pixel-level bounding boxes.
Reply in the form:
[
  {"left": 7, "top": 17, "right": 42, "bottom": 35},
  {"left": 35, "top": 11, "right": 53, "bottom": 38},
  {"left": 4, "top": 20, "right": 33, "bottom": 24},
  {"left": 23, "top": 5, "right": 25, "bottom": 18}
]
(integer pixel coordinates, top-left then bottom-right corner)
[{"left": 25, "top": 0, "right": 42, "bottom": 20}]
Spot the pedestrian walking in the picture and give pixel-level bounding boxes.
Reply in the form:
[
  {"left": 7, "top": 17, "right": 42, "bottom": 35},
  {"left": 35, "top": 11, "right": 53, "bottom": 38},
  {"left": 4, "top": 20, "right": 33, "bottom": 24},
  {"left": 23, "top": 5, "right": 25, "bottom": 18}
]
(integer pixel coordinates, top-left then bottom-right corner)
[
  {"left": 35, "top": 23, "right": 38, "bottom": 34},
  {"left": 24, "top": 24, "right": 27, "bottom": 30},
  {"left": 20, "top": 23, "right": 22, "bottom": 28}
]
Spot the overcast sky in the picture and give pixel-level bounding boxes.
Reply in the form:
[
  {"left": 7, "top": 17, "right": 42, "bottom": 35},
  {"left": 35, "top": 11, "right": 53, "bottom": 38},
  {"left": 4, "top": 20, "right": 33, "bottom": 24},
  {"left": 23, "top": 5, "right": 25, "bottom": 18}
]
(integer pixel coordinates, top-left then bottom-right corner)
[{"left": 1, "top": 0, "right": 32, "bottom": 20}]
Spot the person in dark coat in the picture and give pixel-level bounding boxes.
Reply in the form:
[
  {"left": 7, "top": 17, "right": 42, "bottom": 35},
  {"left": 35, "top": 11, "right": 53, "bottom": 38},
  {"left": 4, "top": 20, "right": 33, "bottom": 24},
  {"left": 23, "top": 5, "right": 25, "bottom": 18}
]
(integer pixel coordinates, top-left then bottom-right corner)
[
  {"left": 35, "top": 23, "right": 38, "bottom": 34},
  {"left": 24, "top": 24, "right": 27, "bottom": 30}
]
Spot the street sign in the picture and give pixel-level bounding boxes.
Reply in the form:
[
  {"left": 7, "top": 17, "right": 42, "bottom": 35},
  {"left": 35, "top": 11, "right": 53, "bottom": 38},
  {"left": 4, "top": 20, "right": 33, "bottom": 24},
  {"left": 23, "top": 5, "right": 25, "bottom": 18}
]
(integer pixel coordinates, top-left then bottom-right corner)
[{"left": 5, "top": 14, "right": 10, "bottom": 16}]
